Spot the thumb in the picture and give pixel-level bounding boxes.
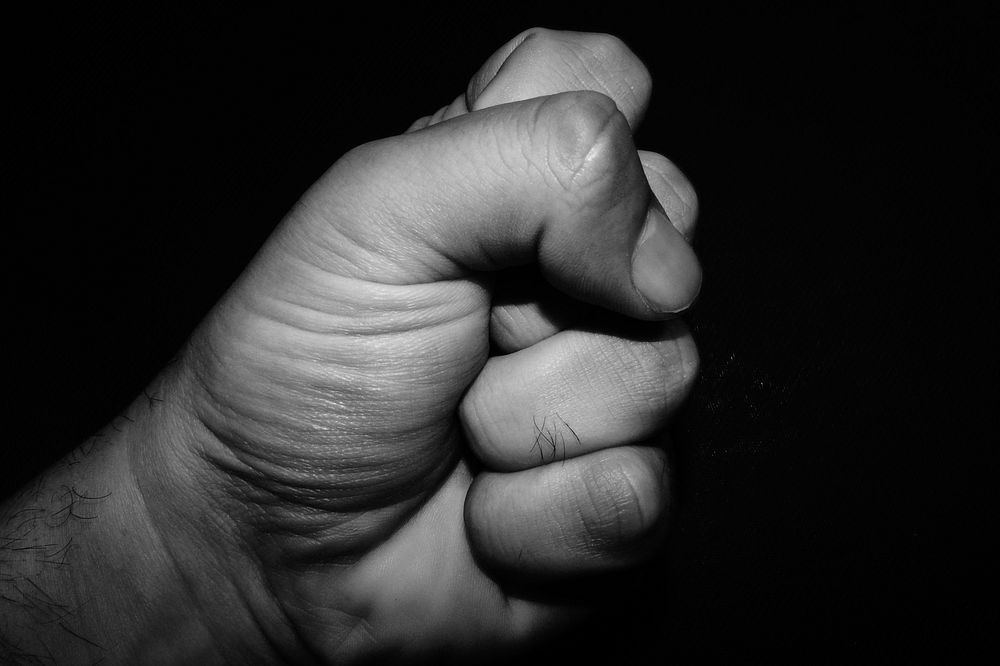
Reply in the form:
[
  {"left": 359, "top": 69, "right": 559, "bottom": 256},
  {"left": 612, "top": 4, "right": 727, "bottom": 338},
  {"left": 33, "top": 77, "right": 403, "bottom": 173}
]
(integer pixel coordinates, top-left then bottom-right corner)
[{"left": 293, "top": 91, "right": 700, "bottom": 318}]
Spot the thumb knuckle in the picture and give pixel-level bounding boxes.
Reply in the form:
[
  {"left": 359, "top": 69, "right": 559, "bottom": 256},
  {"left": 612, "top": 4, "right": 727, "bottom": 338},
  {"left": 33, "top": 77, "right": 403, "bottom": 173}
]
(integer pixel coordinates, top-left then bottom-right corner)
[{"left": 533, "top": 91, "right": 632, "bottom": 191}]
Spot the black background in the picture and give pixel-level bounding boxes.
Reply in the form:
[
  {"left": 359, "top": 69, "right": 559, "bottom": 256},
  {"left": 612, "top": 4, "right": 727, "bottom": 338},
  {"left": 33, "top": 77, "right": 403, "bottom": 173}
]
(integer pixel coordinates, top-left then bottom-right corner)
[{"left": 4, "top": 4, "right": 995, "bottom": 663}]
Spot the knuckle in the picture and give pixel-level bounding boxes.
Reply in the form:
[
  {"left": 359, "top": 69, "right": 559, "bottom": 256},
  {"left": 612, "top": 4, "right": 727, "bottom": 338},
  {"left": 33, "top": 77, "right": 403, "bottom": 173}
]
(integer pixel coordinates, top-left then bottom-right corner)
[
  {"left": 534, "top": 30, "right": 651, "bottom": 114},
  {"left": 636, "top": 333, "right": 699, "bottom": 407},
  {"left": 627, "top": 342, "right": 680, "bottom": 413},
  {"left": 535, "top": 91, "right": 631, "bottom": 190},
  {"left": 575, "top": 448, "right": 667, "bottom": 549},
  {"left": 568, "top": 32, "right": 651, "bottom": 120},
  {"left": 600, "top": 331, "right": 698, "bottom": 418},
  {"left": 577, "top": 32, "right": 649, "bottom": 86}
]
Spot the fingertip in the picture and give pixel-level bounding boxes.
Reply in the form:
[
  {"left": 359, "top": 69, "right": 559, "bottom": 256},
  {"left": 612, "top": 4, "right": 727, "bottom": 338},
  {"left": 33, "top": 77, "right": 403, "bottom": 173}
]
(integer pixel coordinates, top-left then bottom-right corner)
[
  {"left": 639, "top": 150, "right": 700, "bottom": 240},
  {"left": 631, "top": 205, "right": 703, "bottom": 316}
]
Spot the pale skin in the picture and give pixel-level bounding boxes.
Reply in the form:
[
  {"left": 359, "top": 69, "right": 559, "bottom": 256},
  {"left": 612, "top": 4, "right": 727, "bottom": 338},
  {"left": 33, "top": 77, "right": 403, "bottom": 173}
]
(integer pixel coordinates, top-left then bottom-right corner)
[{"left": 0, "top": 29, "right": 701, "bottom": 664}]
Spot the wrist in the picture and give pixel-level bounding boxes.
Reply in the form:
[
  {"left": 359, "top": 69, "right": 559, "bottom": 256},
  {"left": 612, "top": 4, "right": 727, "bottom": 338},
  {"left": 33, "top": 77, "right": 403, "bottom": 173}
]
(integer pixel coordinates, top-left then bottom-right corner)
[
  {"left": 0, "top": 358, "right": 302, "bottom": 664},
  {"left": 124, "top": 358, "right": 308, "bottom": 664}
]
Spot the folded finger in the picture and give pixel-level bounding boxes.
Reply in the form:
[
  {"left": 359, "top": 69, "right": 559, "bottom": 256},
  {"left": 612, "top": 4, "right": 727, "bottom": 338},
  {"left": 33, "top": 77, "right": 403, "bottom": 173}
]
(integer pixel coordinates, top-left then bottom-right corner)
[
  {"left": 461, "top": 320, "right": 697, "bottom": 471},
  {"left": 465, "top": 446, "right": 671, "bottom": 578}
]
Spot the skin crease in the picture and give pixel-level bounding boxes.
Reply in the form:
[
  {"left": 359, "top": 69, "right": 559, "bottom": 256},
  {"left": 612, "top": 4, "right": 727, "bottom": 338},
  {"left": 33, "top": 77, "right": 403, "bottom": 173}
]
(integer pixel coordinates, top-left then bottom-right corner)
[{"left": 0, "top": 29, "right": 701, "bottom": 665}]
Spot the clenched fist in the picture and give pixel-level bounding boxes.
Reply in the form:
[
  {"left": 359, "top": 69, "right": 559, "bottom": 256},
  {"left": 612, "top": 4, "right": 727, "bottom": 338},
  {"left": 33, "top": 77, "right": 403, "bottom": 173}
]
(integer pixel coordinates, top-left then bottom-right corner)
[{"left": 1, "top": 28, "right": 701, "bottom": 664}]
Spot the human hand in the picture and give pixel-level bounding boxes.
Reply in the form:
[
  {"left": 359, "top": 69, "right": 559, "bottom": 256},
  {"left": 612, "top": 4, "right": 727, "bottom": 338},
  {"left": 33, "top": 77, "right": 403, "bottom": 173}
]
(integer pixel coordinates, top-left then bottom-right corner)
[
  {"left": 160, "top": 28, "right": 701, "bottom": 661},
  {"left": 1, "top": 28, "right": 701, "bottom": 665}
]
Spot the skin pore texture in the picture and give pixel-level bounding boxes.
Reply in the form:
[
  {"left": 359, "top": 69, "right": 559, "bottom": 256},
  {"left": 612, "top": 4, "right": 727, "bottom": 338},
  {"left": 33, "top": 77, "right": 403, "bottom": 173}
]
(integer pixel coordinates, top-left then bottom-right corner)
[{"left": 1, "top": 28, "right": 700, "bottom": 664}]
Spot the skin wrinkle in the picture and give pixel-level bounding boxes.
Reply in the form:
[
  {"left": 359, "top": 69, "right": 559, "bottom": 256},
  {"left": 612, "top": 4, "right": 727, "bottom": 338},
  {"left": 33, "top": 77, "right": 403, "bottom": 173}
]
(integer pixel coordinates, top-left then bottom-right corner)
[
  {"left": 194, "top": 340, "right": 351, "bottom": 434},
  {"left": 290, "top": 156, "right": 438, "bottom": 286},
  {"left": 624, "top": 336, "right": 687, "bottom": 406},
  {"left": 205, "top": 284, "right": 487, "bottom": 424},
  {"left": 287, "top": 194, "right": 403, "bottom": 287},
  {"left": 573, "top": 337, "right": 656, "bottom": 420},
  {"left": 490, "top": 309, "right": 540, "bottom": 350},
  {"left": 586, "top": 454, "right": 645, "bottom": 550},
  {"left": 409, "top": 125, "right": 527, "bottom": 273},
  {"left": 554, "top": 50, "right": 605, "bottom": 98},
  {"left": 224, "top": 566, "right": 312, "bottom": 666},
  {"left": 203, "top": 525, "right": 330, "bottom": 666},
  {"left": 202, "top": 423, "right": 445, "bottom": 516},
  {"left": 327, "top": 615, "right": 378, "bottom": 663},
  {"left": 187, "top": 351, "right": 376, "bottom": 481},
  {"left": 189, "top": 331, "right": 271, "bottom": 435},
  {"left": 262, "top": 234, "right": 478, "bottom": 316},
  {"left": 550, "top": 95, "right": 622, "bottom": 191},
  {"left": 588, "top": 340, "right": 669, "bottom": 437},
  {"left": 640, "top": 338, "right": 691, "bottom": 419},
  {"left": 190, "top": 338, "right": 463, "bottom": 505},
  {"left": 543, "top": 471, "right": 578, "bottom": 562},
  {"left": 572, "top": 460, "right": 618, "bottom": 554},
  {"left": 519, "top": 129, "right": 553, "bottom": 199},
  {"left": 130, "top": 448, "right": 240, "bottom": 664},
  {"left": 259, "top": 509, "right": 394, "bottom": 557},
  {"left": 252, "top": 292, "right": 476, "bottom": 339},
  {"left": 330, "top": 463, "right": 521, "bottom": 653},
  {"left": 238, "top": 292, "right": 482, "bottom": 368},
  {"left": 617, "top": 458, "right": 648, "bottom": 539},
  {"left": 214, "top": 465, "right": 380, "bottom": 549},
  {"left": 206, "top": 399, "right": 449, "bottom": 481}
]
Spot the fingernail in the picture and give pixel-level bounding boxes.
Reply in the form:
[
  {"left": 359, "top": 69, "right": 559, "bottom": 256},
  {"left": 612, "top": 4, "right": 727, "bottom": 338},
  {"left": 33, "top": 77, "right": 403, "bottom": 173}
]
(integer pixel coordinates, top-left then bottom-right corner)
[{"left": 631, "top": 206, "right": 702, "bottom": 314}]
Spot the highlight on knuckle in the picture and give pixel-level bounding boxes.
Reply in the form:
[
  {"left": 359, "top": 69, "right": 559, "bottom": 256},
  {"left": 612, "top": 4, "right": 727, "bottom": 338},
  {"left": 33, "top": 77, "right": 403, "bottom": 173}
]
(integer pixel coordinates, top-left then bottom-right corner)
[{"left": 536, "top": 90, "right": 629, "bottom": 190}]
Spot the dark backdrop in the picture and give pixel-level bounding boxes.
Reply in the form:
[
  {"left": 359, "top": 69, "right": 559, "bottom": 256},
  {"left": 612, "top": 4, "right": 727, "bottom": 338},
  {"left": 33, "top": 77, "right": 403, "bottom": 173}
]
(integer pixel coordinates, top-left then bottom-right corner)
[{"left": 5, "top": 5, "right": 994, "bottom": 663}]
